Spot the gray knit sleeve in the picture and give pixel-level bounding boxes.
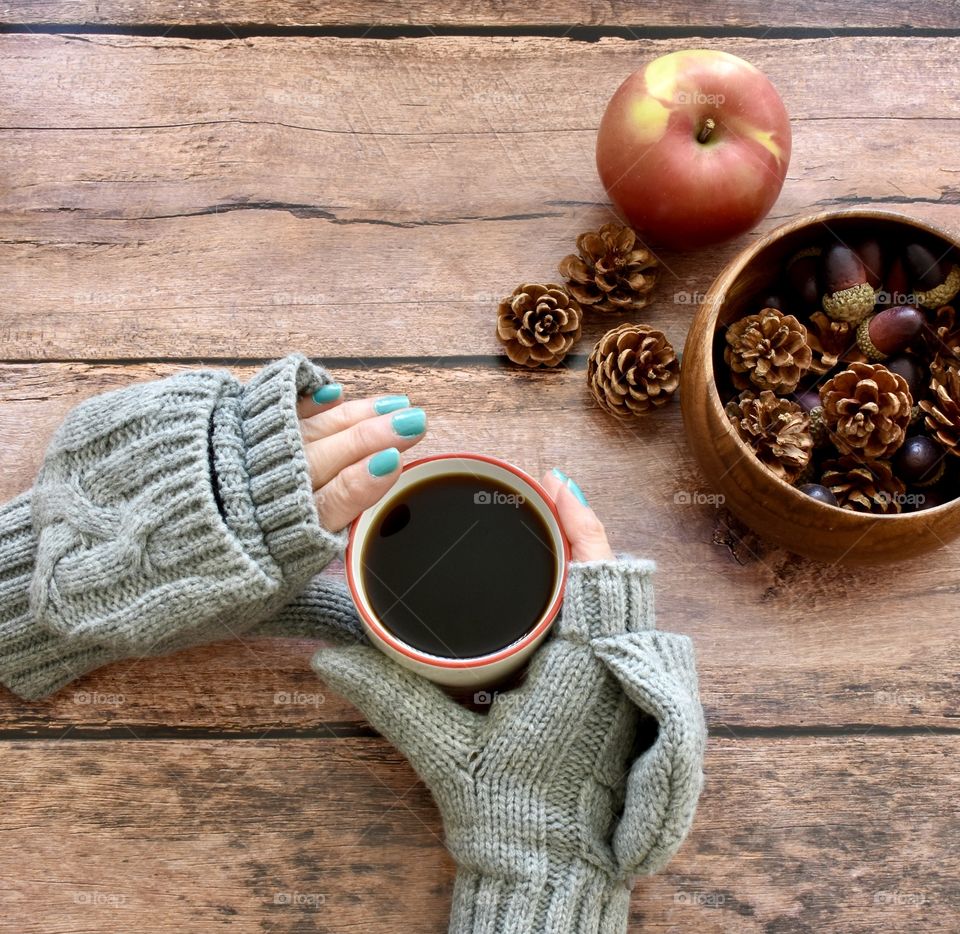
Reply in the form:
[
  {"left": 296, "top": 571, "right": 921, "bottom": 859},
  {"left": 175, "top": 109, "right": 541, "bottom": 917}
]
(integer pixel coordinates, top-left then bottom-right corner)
[{"left": 0, "top": 354, "right": 347, "bottom": 700}]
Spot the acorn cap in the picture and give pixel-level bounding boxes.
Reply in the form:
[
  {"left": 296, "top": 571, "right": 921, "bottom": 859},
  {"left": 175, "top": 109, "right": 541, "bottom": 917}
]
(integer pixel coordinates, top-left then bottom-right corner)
[
  {"left": 822, "top": 282, "right": 876, "bottom": 323},
  {"left": 856, "top": 316, "right": 885, "bottom": 361},
  {"left": 915, "top": 263, "right": 960, "bottom": 309}
]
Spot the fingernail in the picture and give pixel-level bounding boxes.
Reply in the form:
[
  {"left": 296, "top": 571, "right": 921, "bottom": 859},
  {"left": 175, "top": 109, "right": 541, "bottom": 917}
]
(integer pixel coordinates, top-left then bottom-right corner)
[
  {"left": 565, "top": 476, "right": 589, "bottom": 507},
  {"left": 368, "top": 447, "right": 401, "bottom": 477},
  {"left": 374, "top": 394, "right": 409, "bottom": 415},
  {"left": 392, "top": 407, "right": 427, "bottom": 438},
  {"left": 553, "top": 467, "right": 588, "bottom": 506},
  {"left": 312, "top": 382, "right": 342, "bottom": 404}
]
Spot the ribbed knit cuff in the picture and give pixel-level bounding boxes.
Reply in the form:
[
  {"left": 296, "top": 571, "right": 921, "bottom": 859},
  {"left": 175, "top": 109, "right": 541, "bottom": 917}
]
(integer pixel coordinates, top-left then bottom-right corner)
[
  {"left": 449, "top": 864, "right": 631, "bottom": 934},
  {"left": 556, "top": 556, "right": 656, "bottom": 642},
  {"left": 214, "top": 353, "right": 346, "bottom": 593}
]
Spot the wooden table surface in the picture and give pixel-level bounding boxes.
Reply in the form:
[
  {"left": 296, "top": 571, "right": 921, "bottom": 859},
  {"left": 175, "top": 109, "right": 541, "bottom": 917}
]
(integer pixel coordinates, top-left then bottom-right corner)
[{"left": 1, "top": 3, "right": 958, "bottom": 932}]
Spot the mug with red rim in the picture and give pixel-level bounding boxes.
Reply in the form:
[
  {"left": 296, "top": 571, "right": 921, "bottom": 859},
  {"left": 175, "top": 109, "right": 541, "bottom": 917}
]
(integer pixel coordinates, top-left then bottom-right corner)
[{"left": 345, "top": 452, "right": 570, "bottom": 688}]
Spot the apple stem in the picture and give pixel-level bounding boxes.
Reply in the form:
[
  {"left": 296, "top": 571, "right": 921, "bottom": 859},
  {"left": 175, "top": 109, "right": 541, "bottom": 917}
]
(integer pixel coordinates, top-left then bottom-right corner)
[{"left": 697, "top": 117, "right": 716, "bottom": 144}]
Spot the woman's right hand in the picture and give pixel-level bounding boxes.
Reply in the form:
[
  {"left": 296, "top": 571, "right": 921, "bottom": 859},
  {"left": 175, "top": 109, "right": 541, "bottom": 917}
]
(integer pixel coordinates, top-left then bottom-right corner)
[{"left": 297, "top": 385, "right": 427, "bottom": 532}]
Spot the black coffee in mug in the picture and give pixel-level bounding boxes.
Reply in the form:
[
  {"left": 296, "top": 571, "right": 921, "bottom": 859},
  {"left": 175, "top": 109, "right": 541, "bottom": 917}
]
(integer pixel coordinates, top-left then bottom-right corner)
[{"left": 361, "top": 473, "right": 558, "bottom": 658}]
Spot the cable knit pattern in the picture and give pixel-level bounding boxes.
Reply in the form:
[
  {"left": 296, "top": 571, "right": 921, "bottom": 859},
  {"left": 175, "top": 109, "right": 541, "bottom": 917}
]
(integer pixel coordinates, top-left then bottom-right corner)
[
  {"left": 0, "top": 354, "right": 348, "bottom": 699},
  {"left": 310, "top": 557, "right": 707, "bottom": 934}
]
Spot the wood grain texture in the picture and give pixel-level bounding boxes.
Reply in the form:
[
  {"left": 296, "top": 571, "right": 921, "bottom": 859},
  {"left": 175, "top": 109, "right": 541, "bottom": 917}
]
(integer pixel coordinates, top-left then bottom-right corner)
[
  {"left": 0, "top": 363, "right": 956, "bottom": 733},
  {"left": 1, "top": 735, "right": 956, "bottom": 932},
  {"left": 1, "top": 0, "right": 958, "bottom": 28},
  {"left": 2, "top": 34, "right": 960, "bottom": 359}
]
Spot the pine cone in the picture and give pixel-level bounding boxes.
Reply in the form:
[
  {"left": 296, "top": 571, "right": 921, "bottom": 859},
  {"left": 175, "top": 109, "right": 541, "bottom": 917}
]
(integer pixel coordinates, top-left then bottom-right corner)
[
  {"left": 558, "top": 223, "right": 659, "bottom": 314},
  {"left": 725, "top": 390, "right": 813, "bottom": 483},
  {"left": 724, "top": 308, "right": 812, "bottom": 393},
  {"left": 821, "top": 456, "right": 905, "bottom": 514},
  {"left": 587, "top": 323, "right": 679, "bottom": 419},
  {"left": 496, "top": 283, "right": 582, "bottom": 367},
  {"left": 920, "top": 357, "right": 960, "bottom": 456},
  {"left": 923, "top": 304, "right": 960, "bottom": 360},
  {"left": 819, "top": 362, "right": 912, "bottom": 458},
  {"left": 806, "top": 310, "right": 856, "bottom": 376}
]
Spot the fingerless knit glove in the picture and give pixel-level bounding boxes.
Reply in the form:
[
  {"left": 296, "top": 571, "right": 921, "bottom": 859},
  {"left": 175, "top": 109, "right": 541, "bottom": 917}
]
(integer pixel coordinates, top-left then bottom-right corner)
[
  {"left": 0, "top": 354, "right": 357, "bottom": 700},
  {"left": 282, "top": 558, "right": 706, "bottom": 934}
]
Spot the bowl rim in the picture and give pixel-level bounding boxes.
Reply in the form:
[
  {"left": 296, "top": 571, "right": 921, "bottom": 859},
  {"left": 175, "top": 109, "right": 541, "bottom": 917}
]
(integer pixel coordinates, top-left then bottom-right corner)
[
  {"left": 345, "top": 451, "right": 571, "bottom": 668},
  {"left": 696, "top": 206, "right": 959, "bottom": 521}
]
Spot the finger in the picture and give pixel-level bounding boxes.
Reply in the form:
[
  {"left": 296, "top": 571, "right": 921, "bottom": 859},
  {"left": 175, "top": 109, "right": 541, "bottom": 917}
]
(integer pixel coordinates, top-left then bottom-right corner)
[
  {"left": 315, "top": 447, "right": 402, "bottom": 532},
  {"left": 544, "top": 468, "right": 614, "bottom": 562},
  {"left": 305, "top": 407, "right": 427, "bottom": 490},
  {"left": 296, "top": 381, "right": 345, "bottom": 419},
  {"left": 300, "top": 394, "right": 410, "bottom": 443},
  {"left": 312, "top": 643, "right": 478, "bottom": 787}
]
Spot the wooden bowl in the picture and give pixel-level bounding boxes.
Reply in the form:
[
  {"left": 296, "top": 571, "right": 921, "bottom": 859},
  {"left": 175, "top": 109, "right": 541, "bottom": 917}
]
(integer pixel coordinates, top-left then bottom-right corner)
[{"left": 680, "top": 207, "right": 960, "bottom": 565}]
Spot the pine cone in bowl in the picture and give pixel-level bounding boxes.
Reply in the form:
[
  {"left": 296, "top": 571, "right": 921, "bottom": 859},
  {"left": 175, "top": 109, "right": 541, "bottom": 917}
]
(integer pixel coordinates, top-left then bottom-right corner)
[
  {"left": 724, "top": 307, "right": 813, "bottom": 393},
  {"left": 821, "top": 456, "right": 906, "bottom": 514},
  {"left": 724, "top": 390, "right": 813, "bottom": 483},
  {"left": 819, "top": 361, "right": 912, "bottom": 459},
  {"left": 920, "top": 357, "right": 960, "bottom": 456}
]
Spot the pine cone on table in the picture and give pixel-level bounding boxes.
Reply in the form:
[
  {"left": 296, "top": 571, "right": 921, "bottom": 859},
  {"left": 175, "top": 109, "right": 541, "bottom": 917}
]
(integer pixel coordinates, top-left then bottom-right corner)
[
  {"left": 496, "top": 283, "right": 582, "bottom": 368},
  {"left": 587, "top": 323, "right": 679, "bottom": 419},
  {"left": 724, "top": 308, "right": 813, "bottom": 393},
  {"left": 819, "top": 362, "right": 912, "bottom": 459},
  {"left": 920, "top": 357, "right": 960, "bottom": 456},
  {"left": 558, "top": 223, "right": 659, "bottom": 314},
  {"left": 821, "top": 456, "right": 905, "bottom": 514},
  {"left": 724, "top": 390, "right": 813, "bottom": 482}
]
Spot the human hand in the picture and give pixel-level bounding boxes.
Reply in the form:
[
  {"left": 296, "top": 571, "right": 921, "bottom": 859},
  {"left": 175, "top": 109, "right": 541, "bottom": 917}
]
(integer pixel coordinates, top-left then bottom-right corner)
[
  {"left": 541, "top": 467, "right": 614, "bottom": 562},
  {"left": 297, "top": 385, "right": 427, "bottom": 531}
]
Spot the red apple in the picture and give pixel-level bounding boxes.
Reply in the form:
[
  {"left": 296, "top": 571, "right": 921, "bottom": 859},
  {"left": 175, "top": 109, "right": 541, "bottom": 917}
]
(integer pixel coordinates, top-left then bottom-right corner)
[{"left": 596, "top": 49, "right": 791, "bottom": 250}]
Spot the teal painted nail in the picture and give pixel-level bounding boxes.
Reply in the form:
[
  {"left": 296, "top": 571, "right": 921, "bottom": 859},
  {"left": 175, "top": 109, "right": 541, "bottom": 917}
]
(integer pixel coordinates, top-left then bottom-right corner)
[
  {"left": 551, "top": 467, "right": 569, "bottom": 483},
  {"left": 368, "top": 447, "right": 400, "bottom": 477},
  {"left": 373, "top": 394, "right": 409, "bottom": 415},
  {"left": 392, "top": 407, "right": 426, "bottom": 438},
  {"left": 565, "top": 476, "right": 589, "bottom": 507},
  {"left": 312, "top": 382, "right": 342, "bottom": 404}
]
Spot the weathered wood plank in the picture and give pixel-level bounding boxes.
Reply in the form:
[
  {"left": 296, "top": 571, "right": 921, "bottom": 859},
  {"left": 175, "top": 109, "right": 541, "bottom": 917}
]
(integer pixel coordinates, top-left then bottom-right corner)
[
  {"left": 0, "top": 0, "right": 957, "bottom": 28},
  {"left": 1, "top": 735, "right": 956, "bottom": 931},
  {"left": 0, "top": 362, "right": 956, "bottom": 730},
  {"left": 1, "top": 35, "right": 960, "bottom": 359}
]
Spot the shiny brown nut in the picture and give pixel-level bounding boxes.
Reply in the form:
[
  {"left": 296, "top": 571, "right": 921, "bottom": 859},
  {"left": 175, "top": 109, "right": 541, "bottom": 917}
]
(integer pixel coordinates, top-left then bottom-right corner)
[
  {"left": 854, "top": 238, "right": 885, "bottom": 290},
  {"left": 904, "top": 242, "right": 960, "bottom": 308},
  {"left": 856, "top": 306, "right": 925, "bottom": 361},
  {"left": 797, "top": 482, "right": 839, "bottom": 507},
  {"left": 885, "top": 354, "right": 926, "bottom": 401},
  {"left": 821, "top": 244, "right": 875, "bottom": 323},
  {"left": 786, "top": 248, "right": 822, "bottom": 310},
  {"left": 893, "top": 435, "right": 946, "bottom": 487}
]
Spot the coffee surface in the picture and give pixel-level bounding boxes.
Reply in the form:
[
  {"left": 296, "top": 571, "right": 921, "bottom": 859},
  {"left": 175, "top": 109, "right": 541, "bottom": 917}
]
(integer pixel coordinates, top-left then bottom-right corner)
[{"left": 361, "top": 472, "right": 557, "bottom": 658}]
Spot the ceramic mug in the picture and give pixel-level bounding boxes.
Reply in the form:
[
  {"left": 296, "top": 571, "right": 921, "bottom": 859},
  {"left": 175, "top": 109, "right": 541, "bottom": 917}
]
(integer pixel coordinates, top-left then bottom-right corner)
[{"left": 346, "top": 453, "right": 570, "bottom": 688}]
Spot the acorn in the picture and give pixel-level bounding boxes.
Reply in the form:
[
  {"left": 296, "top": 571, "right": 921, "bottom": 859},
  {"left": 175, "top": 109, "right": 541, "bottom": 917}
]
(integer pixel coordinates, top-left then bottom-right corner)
[
  {"left": 911, "top": 484, "right": 950, "bottom": 511},
  {"left": 854, "top": 237, "right": 885, "bottom": 290},
  {"left": 885, "top": 355, "right": 925, "bottom": 397},
  {"left": 893, "top": 435, "right": 946, "bottom": 488},
  {"left": 855, "top": 306, "right": 925, "bottom": 361},
  {"left": 756, "top": 292, "right": 790, "bottom": 313},
  {"left": 798, "top": 482, "right": 839, "bottom": 507},
  {"left": 792, "top": 389, "right": 829, "bottom": 446},
  {"left": 904, "top": 243, "right": 960, "bottom": 309},
  {"left": 821, "top": 243, "right": 876, "bottom": 323},
  {"left": 785, "top": 247, "right": 822, "bottom": 311},
  {"left": 881, "top": 255, "right": 912, "bottom": 308}
]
